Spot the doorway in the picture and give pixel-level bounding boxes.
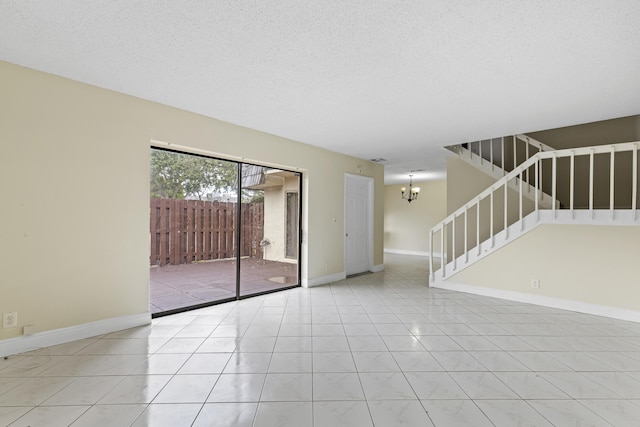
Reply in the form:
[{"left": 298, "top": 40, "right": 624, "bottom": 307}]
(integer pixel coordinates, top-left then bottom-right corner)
[
  {"left": 344, "top": 174, "right": 373, "bottom": 276},
  {"left": 149, "top": 148, "right": 302, "bottom": 316}
]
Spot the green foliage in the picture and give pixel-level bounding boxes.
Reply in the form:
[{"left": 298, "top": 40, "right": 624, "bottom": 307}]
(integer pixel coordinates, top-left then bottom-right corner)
[
  {"left": 244, "top": 191, "right": 265, "bottom": 203},
  {"left": 150, "top": 150, "right": 237, "bottom": 200}
]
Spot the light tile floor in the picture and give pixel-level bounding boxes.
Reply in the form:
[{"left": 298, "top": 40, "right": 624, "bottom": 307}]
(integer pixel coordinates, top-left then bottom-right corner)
[{"left": 2, "top": 254, "right": 640, "bottom": 426}]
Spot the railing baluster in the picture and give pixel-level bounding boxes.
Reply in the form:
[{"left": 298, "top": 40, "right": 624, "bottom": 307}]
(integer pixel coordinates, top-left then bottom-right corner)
[
  {"left": 429, "top": 230, "right": 433, "bottom": 281},
  {"left": 464, "top": 209, "right": 468, "bottom": 262},
  {"left": 490, "top": 139, "right": 494, "bottom": 171},
  {"left": 504, "top": 182, "right": 508, "bottom": 239},
  {"left": 441, "top": 223, "right": 445, "bottom": 278},
  {"left": 535, "top": 159, "right": 539, "bottom": 220},
  {"left": 570, "top": 151, "right": 575, "bottom": 219},
  {"left": 525, "top": 139, "right": 530, "bottom": 188},
  {"left": 513, "top": 135, "right": 517, "bottom": 170},
  {"left": 476, "top": 197, "right": 481, "bottom": 255},
  {"left": 519, "top": 170, "right": 523, "bottom": 230},
  {"left": 610, "top": 148, "right": 615, "bottom": 219},
  {"left": 539, "top": 157, "right": 543, "bottom": 201},
  {"left": 452, "top": 216, "right": 456, "bottom": 270},
  {"left": 589, "top": 150, "right": 594, "bottom": 219},
  {"left": 490, "top": 191, "right": 494, "bottom": 247},
  {"left": 552, "top": 154, "right": 557, "bottom": 219},
  {"left": 633, "top": 144, "right": 638, "bottom": 220},
  {"left": 501, "top": 137, "right": 506, "bottom": 174}
]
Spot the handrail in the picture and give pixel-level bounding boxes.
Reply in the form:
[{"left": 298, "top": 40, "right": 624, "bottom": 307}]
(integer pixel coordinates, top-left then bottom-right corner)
[
  {"left": 515, "top": 134, "right": 555, "bottom": 152},
  {"left": 446, "top": 134, "right": 553, "bottom": 156},
  {"left": 450, "top": 134, "right": 555, "bottom": 183},
  {"left": 429, "top": 140, "right": 640, "bottom": 281}
]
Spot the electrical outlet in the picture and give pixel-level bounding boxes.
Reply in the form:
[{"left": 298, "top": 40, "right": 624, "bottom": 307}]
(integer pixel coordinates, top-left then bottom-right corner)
[
  {"left": 3, "top": 312, "right": 18, "bottom": 329},
  {"left": 531, "top": 279, "right": 540, "bottom": 289}
]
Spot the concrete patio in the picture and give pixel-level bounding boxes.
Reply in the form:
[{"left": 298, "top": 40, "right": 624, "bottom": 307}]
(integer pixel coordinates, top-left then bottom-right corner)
[{"left": 150, "top": 258, "right": 298, "bottom": 314}]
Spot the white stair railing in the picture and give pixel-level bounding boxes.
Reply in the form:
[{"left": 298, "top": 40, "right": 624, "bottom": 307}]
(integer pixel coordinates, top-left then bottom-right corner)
[
  {"left": 447, "top": 134, "right": 556, "bottom": 177},
  {"left": 430, "top": 141, "right": 639, "bottom": 281},
  {"left": 447, "top": 134, "right": 558, "bottom": 208}
]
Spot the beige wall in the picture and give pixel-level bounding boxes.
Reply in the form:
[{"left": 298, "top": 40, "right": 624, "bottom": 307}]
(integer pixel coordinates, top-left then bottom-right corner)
[
  {"left": 450, "top": 224, "right": 640, "bottom": 312},
  {"left": 384, "top": 180, "right": 447, "bottom": 253},
  {"left": 447, "top": 157, "right": 496, "bottom": 214},
  {"left": 0, "top": 61, "right": 384, "bottom": 340}
]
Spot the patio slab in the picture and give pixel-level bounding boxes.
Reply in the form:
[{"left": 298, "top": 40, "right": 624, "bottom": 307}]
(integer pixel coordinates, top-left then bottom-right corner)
[{"left": 150, "top": 258, "right": 298, "bottom": 314}]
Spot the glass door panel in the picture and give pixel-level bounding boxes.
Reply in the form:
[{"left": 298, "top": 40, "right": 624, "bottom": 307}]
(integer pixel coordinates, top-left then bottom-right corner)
[
  {"left": 239, "top": 164, "right": 300, "bottom": 297},
  {"left": 150, "top": 148, "right": 239, "bottom": 315}
]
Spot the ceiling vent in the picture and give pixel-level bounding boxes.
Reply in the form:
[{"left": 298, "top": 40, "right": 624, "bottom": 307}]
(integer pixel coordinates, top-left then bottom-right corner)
[{"left": 369, "top": 158, "right": 387, "bottom": 163}]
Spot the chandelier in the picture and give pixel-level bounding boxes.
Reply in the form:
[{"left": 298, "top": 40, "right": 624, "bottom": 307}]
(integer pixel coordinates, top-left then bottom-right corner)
[{"left": 401, "top": 174, "right": 420, "bottom": 203}]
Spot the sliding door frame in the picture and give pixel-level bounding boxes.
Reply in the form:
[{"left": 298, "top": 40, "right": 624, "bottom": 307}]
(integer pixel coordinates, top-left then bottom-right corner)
[{"left": 151, "top": 147, "right": 302, "bottom": 318}]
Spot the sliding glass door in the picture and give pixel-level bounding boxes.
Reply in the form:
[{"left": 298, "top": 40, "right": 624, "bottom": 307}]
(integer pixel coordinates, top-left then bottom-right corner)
[
  {"left": 149, "top": 148, "right": 301, "bottom": 316},
  {"left": 239, "top": 165, "right": 301, "bottom": 297}
]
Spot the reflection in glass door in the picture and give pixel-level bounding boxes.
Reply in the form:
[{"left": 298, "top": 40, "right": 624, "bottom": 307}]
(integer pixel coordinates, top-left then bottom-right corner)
[
  {"left": 150, "top": 148, "right": 301, "bottom": 316},
  {"left": 239, "top": 165, "right": 301, "bottom": 297}
]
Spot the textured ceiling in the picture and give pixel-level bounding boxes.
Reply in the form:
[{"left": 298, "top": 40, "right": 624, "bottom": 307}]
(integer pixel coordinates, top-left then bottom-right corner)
[{"left": 1, "top": 1, "right": 639, "bottom": 184}]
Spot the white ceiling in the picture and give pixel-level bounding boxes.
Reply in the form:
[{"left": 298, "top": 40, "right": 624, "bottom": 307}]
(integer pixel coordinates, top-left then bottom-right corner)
[{"left": 1, "top": 1, "right": 639, "bottom": 184}]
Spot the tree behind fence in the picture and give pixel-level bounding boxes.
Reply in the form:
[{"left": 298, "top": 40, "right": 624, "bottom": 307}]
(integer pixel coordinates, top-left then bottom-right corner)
[{"left": 150, "top": 198, "right": 264, "bottom": 266}]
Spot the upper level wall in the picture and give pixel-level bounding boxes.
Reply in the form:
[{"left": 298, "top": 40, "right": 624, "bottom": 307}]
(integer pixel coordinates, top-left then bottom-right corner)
[
  {"left": 528, "top": 115, "right": 639, "bottom": 149},
  {"left": 0, "top": 61, "right": 384, "bottom": 341},
  {"left": 528, "top": 116, "right": 640, "bottom": 210}
]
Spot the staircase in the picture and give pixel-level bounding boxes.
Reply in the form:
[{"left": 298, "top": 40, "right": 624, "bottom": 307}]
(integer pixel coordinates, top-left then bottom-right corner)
[
  {"left": 446, "top": 134, "right": 555, "bottom": 176},
  {"left": 446, "top": 134, "right": 558, "bottom": 208},
  {"left": 430, "top": 140, "right": 640, "bottom": 283}
]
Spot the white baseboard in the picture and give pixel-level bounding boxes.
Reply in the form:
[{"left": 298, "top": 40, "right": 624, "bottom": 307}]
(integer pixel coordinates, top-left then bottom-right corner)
[
  {"left": 431, "top": 280, "right": 640, "bottom": 324},
  {"left": 303, "top": 272, "right": 347, "bottom": 288},
  {"left": 384, "top": 249, "right": 430, "bottom": 257},
  {"left": 303, "top": 265, "right": 385, "bottom": 287},
  {"left": 371, "top": 263, "right": 384, "bottom": 273},
  {"left": 385, "top": 249, "right": 445, "bottom": 260},
  {"left": 0, "top": 312, "right": 152, "bottom": 358}
]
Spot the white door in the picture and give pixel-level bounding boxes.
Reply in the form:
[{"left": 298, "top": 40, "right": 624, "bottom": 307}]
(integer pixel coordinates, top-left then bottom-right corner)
[{"left": 345, "top": 174, "right": 373, "bottom": 276}]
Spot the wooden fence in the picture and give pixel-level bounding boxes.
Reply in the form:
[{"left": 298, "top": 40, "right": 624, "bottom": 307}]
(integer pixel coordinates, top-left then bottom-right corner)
[{"left": 150, "top": 198, "right": 264, "bottom": 266}]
